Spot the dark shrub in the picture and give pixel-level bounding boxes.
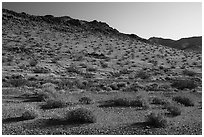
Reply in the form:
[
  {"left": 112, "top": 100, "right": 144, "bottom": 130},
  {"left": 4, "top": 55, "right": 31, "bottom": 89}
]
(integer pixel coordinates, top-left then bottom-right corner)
[
  {"left": 117, "top": 82, "right": 127, "bottom": 89},
  {"left": 41, "top": 99, "right": 67, "bottom": 109},
  {"left": 100, "top": 60, "right": 108, "bottom": 68},
  {"left": 146, "top": 83, "right": 159, "bottom": 91},
  {"left": 172, "top": 96, "right": 194, "bottom": 106},
  {"left": 64, "top": 108, "right": 96, "bottom": 124},
  {"left": 146, "top": 112, "right": 167, "bottom": 128},
  {"left": 21, "top": 105, "right": 39, "bottom": 120},
  {"left": 100, "top": 97, "right": 149, "bottom": 109},
  {"left": 166, "top": 105, "right": 181, "bottom": 116},
  {"left": 171, "top": 79, "right": 197, "bottom": 90},
  {"left": 86, "top": 66, "right": 97, "bottom": 72},
  {"left": 9, "top": 76, "right": 27, "bottom": 87},
  {"left": 33, "top": 91, "right": 54, "bottom": 102},
  {"left": 136, "top": 70, "right": 150, "bottom": 79},
  {"left": 151, "top": 97, "right": 169, "bottom": 105},
  {"left": 33, "top": 66, "right": 50, "bottom": 73},
  {"left": 66, "top": 65, "right": 81, "bottom": 74},
  {"left": 183, "top": 69, "right": 196, "bottom": 76},
  {"left": 79, "top": 97, "right": 93, "bottom": 104},
  {"left": 109, "top": 84, "right": 119, "bottom": 90},
  {"left": 29, "top": 59, "right": 38, "bottom": 67}
]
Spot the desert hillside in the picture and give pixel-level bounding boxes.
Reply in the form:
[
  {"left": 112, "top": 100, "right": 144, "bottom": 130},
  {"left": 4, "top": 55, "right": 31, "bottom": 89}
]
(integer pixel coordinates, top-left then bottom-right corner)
[
  {"left": 2, "top": 9, "right": 202, "bottom": 135},
  {"left": 148, "top": 36, "right": 202, "bottom": 52}
]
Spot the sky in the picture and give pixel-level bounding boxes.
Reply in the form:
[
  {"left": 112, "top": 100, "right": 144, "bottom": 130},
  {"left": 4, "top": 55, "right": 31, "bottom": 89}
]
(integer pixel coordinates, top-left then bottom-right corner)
[{"left": 2, "top": 2, "right": 202, "bottom": 40}]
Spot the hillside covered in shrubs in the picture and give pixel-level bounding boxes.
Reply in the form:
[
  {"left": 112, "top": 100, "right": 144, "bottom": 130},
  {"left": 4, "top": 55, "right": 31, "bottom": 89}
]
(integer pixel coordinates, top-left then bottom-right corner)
[{"left": 2, "top": 9, "right": 202, "bottom": 135}]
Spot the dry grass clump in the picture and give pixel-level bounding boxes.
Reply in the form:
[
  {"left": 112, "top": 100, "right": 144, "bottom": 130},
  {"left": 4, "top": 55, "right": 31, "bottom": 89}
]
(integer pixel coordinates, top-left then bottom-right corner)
[{"left": 145, "top": 112, "right": 167, "bottom": 128}]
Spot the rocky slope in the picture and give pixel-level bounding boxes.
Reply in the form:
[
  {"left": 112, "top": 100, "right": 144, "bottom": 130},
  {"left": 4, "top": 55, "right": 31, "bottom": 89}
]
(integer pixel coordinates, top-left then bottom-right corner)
[{"left": 148, "top": 36, "right": 202, "bottom": 52}]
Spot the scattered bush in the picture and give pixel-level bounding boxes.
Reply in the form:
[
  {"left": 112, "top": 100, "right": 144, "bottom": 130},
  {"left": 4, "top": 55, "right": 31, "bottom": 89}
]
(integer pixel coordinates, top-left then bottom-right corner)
[
  {"left": 172, "top": 96, "right": 194, "bottom": 106},
  {"left": 146, "top": 83, "right": 159, "bottom": 91},
  {"left": 79, "top": 97, "right": 93, "bottom": 104},
  {"left": 109, "top": 83, "right": 119, "bottom": 90},
  {"left": 66, "top": 64, "right": 81, "bottom": 74},
  {"left": 146, "top": 112, "right": 167, "bottom": 128},
  {"left": 183, "top": 69, "right": 196, "bottom": 77},
  {"left": 136, "top": 70, "right": 150, "bottom": 79},
  {"left": 100, "top": 60, "right": 108, "bottom": 68},
  {"left": 33, "top": 90, "right": 53, "bottom": 102},
  {"left": 63, "top": 108, "right": 96, "bottom": 124},
  {"left": 171, "top": 79, "right": 197, "bottom": 90},
  {"left": 41, "top": 99, "right": 67, "bottom": 109},
  {"left": 151, "top": 97, "right": 169, "bottom": 105},
  {"left": 21, "top": 105, "right": 39, "bottom": 120},
  {"left": 9, "top": 78, "right": 27, "bottom": 87},
  {"left": 33, "top": 66, "right": 50, "bottom": 73},
  {"left": 123, "top": 83, "right": 141, "bottom": 92},
  {"left": 166, "top": 105, "right": 181, "bottom": 116},
  {"left": 86, "top": 66, "right": 97, "bottom": 72},
  {"left": 42, "top": 83, "right": 57, "bottom": 93},
  {"left": 29, "top": 59, "right": 38, "bottom": 67},
  {"left": 100, "top": 97, "right": 149, "bottom": 109}
]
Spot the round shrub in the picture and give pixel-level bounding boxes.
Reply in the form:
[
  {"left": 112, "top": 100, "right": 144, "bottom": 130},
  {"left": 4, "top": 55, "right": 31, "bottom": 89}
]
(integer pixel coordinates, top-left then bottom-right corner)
[
  {"left": 166, "top": 105, "right": 181, "bottom": 116},
  {"left": 42, "top": 83, "right": 57, "bottom": 94},
  {"left": 21, "top": 105, "right": 39, "bottom": 120},
  {"left": 64, "top": 108, "right": 96, "bottom": 124},
  {"left": 146, "top": 112, "right": 167, "bottom": 128},
  {"left": 29, "top": 59, "right": 38, "bottom": 67}
]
